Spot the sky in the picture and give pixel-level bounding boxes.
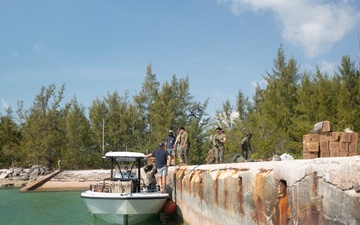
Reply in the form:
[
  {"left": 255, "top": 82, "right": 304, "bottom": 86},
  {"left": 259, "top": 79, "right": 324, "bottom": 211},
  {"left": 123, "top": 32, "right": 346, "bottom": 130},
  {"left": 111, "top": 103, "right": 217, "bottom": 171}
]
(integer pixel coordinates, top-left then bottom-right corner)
[{"left": 1, "top": 0, "right": 360, "bottom": 118}]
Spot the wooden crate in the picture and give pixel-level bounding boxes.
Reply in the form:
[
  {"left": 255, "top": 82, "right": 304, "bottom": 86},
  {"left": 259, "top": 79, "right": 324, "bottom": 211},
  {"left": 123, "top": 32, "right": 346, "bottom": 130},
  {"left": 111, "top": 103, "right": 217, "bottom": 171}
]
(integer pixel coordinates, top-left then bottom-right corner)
[
  {"left": 319, "top": 134, "right": 330, "bottom": 141},
  {"left": 330, "top": 132, "right": 340, "bottom": 142},
  {"left": 303, "top": 143, "right": 308, "bottom": 153},
  {"left": 320, "top": 141, "right": 329, "bottom": 151},
  {"left": 322, "top": 120, "right": 331, "bottom": 132},
  {"left": 330, "top": 151, "right": 339, "bottom": 157},
  {"left": 339, "top": 142, "right": 349, "bottom": 152},
  {"left": 352, "top": 133, "right": 358, "bottom": 143},
  {"left": 348, "top": 152, "right": 358, "bottom": 156},
  {"left": 302, "top": 152, "right": 310, "bottom": 159},
  {"left": 349, "top": 142, "right": 358, "bottom": 153},
  {"left": 308, "top": 134, "right": 320, "bottom": 142},
  {"left": 340, "top": 132, "right": 351, "bottom": 142},
  {"left": 309, "top": 152, "right": 319, "bottom": 159},
  {"left": 308, "top": 142, "right": 319, "bottom": 152},
  {"left": 320, "top": 151, "right": 330, "bottom": 158},
  {"left": 303, "top": 152, "right": 319, "bottom": 159},
  {"left": 329, "top": 142, "right": 339, "bottom": 151}
]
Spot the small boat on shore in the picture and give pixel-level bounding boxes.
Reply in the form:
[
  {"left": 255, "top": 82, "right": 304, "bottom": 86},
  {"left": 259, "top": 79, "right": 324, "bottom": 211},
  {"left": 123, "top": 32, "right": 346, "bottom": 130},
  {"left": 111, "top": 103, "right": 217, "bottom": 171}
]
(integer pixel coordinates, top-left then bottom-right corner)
[{"left": 81, "top": 151, "right": 169, "bottom": 225}]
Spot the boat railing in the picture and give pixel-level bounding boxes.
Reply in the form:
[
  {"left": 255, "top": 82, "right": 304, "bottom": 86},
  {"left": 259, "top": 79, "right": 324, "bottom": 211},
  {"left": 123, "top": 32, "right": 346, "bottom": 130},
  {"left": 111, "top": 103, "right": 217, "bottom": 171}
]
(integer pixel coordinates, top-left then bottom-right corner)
[
  {"left": 89, "top": 178, "right": 135, "bottom": 194},
  {"left": 109, "top": 180, "right": 133, "bottom": 193}
]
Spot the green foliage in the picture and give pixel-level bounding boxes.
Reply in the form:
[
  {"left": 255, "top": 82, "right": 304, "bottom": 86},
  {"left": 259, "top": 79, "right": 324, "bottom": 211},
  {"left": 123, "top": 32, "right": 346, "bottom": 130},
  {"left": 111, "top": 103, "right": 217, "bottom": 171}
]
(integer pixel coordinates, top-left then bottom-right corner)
[
  {"left": 0, "top": 109, "right": 22, "bottom": 167},
  {"left": 16, "top": 84, "right": 69, "bottom": 168},
  {"left": 64, "top": 97, "right": 99, "bottom": 169},
  {"left": 214, "top": 48, "right": 360, "bottom": 160},
  {"left": 2, "top": 48, "right": 360, "bottom": 169}
]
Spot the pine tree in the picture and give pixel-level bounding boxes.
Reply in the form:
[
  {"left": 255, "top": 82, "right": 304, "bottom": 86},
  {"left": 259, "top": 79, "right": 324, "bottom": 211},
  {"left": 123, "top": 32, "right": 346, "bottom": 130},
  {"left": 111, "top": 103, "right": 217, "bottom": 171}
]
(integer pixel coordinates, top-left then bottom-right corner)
[
  {"left": 17, "top": 84, "right": 69, "bottom": 168},
  {"left": 64, "top": 97, "right": 98, "bottom": 169},
  {"left": 0, "top": 108, "right": 22, "bottom": 167}
]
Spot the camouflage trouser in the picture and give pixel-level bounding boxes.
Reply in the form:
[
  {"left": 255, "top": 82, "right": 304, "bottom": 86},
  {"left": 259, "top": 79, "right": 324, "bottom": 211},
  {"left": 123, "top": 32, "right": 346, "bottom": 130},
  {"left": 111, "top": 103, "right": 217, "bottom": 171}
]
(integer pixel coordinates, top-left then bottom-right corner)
[
  {"left": 214, "top": 145, "right": 224, "bottom": 164},
  {"left": 242, "top": 149, "right": 249, "bottom": 160},
  {"left": 179, "top": 144, "right": 189, "bottom": 164}
]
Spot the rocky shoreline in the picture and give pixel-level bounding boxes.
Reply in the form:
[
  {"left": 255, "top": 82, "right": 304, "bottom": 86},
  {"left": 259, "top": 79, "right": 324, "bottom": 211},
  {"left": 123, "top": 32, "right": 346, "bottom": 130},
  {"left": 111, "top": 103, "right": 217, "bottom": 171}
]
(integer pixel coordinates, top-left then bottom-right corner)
[{"left": 0, "top": 166, "right": 110, "bottom": 191}]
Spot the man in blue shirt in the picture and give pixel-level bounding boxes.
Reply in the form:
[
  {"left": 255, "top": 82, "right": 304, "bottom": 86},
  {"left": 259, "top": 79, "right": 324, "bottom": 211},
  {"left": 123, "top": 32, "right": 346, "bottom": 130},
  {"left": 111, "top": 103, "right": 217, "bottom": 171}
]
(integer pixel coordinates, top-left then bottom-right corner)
[{"left": 145, "top": 142, "right": 170, "bottom": 193}]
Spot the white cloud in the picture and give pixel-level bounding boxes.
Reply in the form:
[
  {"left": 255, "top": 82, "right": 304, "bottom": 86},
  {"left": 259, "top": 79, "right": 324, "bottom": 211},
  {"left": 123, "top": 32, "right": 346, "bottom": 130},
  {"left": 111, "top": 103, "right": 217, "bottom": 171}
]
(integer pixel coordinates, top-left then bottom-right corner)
[
  {"left": 251, "top": 78, "right": 267, "bottom": 91},
  {"left": 300, "top": 61, "right": 336, "bottom": 75},
  {"left": 218, "top": 0, "right": 360, "bottom": 57},
  {"left": 319, "top": 60, "right": 336, "bottom": 75}
]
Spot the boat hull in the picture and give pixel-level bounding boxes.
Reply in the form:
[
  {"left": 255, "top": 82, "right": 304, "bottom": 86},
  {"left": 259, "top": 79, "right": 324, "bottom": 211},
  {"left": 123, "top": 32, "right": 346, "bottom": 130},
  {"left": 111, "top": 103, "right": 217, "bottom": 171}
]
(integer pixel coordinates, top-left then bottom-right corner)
[{"left": 81, "top": 191, "right": 168, "bottom": 224}]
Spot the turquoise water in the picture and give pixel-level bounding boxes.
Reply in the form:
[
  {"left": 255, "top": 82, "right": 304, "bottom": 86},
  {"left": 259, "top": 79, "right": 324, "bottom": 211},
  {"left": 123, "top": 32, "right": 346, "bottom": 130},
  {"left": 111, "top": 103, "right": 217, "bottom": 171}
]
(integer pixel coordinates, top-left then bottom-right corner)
[{"left": 0, "top": 188, "right": 183, "bottom": 225}]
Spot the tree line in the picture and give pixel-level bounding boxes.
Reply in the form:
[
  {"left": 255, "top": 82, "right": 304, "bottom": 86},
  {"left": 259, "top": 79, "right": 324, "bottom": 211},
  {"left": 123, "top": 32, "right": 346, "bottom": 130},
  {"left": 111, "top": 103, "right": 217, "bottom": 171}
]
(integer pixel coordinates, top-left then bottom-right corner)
[{"left": 1, "top": 47, "right": 359, "bottom": 169}]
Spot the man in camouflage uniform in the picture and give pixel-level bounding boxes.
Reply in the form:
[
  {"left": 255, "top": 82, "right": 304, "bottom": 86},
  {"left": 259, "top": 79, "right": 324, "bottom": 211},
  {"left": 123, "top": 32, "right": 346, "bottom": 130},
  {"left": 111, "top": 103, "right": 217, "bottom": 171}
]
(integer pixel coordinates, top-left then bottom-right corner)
[{"left": 212, "top": 127, "right": 227, "bottom": 164}]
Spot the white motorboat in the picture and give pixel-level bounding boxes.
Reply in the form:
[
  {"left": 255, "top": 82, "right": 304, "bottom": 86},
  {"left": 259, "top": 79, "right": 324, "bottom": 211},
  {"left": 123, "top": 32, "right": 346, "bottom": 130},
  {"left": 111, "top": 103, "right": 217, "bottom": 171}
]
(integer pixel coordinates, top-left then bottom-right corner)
[{"left": 81, "top": 151, "right": 169, "bottom": 225}]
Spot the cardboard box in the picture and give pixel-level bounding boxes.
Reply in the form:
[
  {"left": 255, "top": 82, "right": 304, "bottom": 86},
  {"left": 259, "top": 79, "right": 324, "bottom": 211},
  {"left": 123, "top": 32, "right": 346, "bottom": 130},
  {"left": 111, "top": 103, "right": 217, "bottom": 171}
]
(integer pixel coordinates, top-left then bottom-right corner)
[
  {"left": 303, "top": 143, "right": 308, "bottom": 153},
  {"left": 339, "top": 152, "right": 348, "bottom": 157},
  {"left": 349, "top": 142, "right": 358, "bottom": 153},
  {"left": 320, "top": 151, "right": 330, "bottom": 158},
  {"left": 322, "top": 120, "right": 331, "bottom": 132},
  {"left": 330, "top": 132, "right": 340, "bottom": 142},
  {"left": 320, "top": 141, "right": 329, "bottom": 151},
  {"left": 302, "top": 153, "right": 310, "bottom": 159},
  {"left": 309, "top": 152, "right": 319, "bottom": 159},
  {"left": 303, "top": 135, "right": 308, "bottom": 143},
  {"left": 308, "top": 142, "right": 319, "bottom": 152},
  {"left": 329, "top": 142, "right": 340, "bottom": 151},
  {"left": 303, "top": 134, "right": 309, "bottom": 142},
  {"left": 340, "top": 142, "right": 349, "bottom": 152},
  {"left": 308, "top": 134, "right": 320, "bottom": 142},
  {"left": 340, "top": 132, "right": 351, "bottom": 142},
  {"left": 319, "top": 134, "right": 330, "bottom": 141},
  {"left": 330, "top": 151, "right": 339, "bottom": 157},
  {"left": 352, "top": 133, "right": 358, "bottom": 143}
]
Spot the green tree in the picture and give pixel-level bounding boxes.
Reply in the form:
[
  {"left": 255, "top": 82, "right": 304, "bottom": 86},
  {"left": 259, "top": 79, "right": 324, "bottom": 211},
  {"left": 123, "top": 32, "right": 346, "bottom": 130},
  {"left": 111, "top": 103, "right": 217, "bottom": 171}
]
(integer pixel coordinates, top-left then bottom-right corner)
[
  {"left": 0, "top": 107, "right": 22, "bottom": 167},
  {"left": 336, "top": 55, "right": 360, "bottom": 131},
  {"left": 16, "top": 84, "right": 69, "bottom": 168},
  {"left": 89, "top": 98, "right": 108, "bottom": 155},
  {"left": 133, "top": 64, "right": 160, "bottom": 151},
  {"left": 64, "top": 97, "right": 99, "bottom": 169},
  {"left": 243, "top": 46, "right": 300, "bottom": 158}
]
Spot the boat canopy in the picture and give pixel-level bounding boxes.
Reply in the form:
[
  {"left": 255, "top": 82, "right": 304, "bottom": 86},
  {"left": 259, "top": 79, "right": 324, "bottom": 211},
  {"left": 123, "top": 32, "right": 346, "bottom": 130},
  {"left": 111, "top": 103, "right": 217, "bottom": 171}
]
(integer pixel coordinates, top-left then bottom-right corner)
[{"left": 104, "top": 152, "right": 145, "bottom": 162}]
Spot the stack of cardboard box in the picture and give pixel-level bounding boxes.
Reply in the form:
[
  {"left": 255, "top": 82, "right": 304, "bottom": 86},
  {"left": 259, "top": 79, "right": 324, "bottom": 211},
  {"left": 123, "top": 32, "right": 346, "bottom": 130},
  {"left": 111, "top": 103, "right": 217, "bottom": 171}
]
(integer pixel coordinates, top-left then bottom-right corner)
[{"left": 303, "top": 121, "right": 358, "bottom": 159}]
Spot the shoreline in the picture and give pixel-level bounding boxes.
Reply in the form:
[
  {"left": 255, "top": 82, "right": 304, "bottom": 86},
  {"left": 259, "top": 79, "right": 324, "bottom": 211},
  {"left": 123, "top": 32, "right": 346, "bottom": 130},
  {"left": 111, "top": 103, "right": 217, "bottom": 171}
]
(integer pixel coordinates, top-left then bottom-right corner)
[{"left": 0, "top": 169, "right": 111, "bottom": 191}]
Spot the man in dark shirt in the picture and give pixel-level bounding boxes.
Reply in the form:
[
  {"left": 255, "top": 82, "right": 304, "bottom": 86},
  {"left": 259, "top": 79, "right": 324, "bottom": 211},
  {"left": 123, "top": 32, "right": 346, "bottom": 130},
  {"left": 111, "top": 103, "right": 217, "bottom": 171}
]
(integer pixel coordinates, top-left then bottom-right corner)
[
  {"left": 165, "top": 130, "right": 176, "bottom": 165},
  {"left": 145, "top": 142, "right": 170, "bottom": 193},
  {"left": 241, "top": 133, "right": 252, "bottom": 160}
]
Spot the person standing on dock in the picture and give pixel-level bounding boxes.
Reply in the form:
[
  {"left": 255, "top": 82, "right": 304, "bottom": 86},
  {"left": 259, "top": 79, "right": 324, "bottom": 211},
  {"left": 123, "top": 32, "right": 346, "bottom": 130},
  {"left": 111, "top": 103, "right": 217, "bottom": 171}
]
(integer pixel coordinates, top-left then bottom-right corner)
[
  {"left": 145, "top": 142, "right": 170, "bottom": 193},
  {"left": 165, "top": 130, "right": 176, "bottom": 165},
  {"left": 240, "top": 133, "right": 252, "bottom": 160},
  {"left": 212, "top": 127, "right": 227, "bottom": 164},
  {"left": 175, "top": 127, "right": 189, "bottom": 165}
]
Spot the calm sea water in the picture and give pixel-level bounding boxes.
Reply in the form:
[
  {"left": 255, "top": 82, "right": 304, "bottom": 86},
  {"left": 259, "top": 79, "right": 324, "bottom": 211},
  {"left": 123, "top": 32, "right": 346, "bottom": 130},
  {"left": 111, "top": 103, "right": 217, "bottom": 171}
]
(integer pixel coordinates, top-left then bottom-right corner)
[{"left": 0, "top": 188, "right": 184, "bottom": 225}]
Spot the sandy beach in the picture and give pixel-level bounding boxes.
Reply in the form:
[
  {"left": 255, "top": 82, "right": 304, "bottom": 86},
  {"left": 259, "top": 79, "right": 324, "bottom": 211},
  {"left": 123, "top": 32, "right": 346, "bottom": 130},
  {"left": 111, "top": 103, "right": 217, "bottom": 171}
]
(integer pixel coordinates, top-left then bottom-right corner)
[{"left": 37, "top": 169, "right": 111, "bottom": 191}]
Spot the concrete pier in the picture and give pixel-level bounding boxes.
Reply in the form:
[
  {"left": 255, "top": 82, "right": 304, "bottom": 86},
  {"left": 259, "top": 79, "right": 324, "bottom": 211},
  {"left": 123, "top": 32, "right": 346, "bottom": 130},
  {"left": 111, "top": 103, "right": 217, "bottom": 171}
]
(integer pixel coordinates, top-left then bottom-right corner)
[{"left": 167, "top": 156, "right": 360, "bottom": 225}]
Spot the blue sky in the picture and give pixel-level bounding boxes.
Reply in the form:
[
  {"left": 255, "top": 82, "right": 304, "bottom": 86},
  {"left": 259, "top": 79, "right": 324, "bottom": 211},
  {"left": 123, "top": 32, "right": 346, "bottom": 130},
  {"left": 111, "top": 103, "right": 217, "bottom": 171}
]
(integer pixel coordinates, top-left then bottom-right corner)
[{"left": 1, "top": 0, "right": 359, "bottom": 118}]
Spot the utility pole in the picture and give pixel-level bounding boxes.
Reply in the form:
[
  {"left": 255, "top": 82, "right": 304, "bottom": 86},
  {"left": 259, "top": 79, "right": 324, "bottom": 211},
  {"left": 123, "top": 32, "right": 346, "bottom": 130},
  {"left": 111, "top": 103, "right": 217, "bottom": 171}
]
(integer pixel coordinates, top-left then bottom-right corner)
[{"left": 102, "top": 119, "right": 105, "bottom": 155}]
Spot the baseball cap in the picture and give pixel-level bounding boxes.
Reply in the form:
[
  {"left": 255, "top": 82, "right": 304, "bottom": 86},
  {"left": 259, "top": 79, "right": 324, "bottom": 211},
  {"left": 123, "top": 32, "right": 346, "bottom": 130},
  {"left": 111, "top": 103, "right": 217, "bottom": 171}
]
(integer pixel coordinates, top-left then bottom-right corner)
[
  {"left": 159, "top": 142, "right": 165, "bottom": 147},
  {"left": 169, "top": 130, "right": 173, "bottom": 133}
]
